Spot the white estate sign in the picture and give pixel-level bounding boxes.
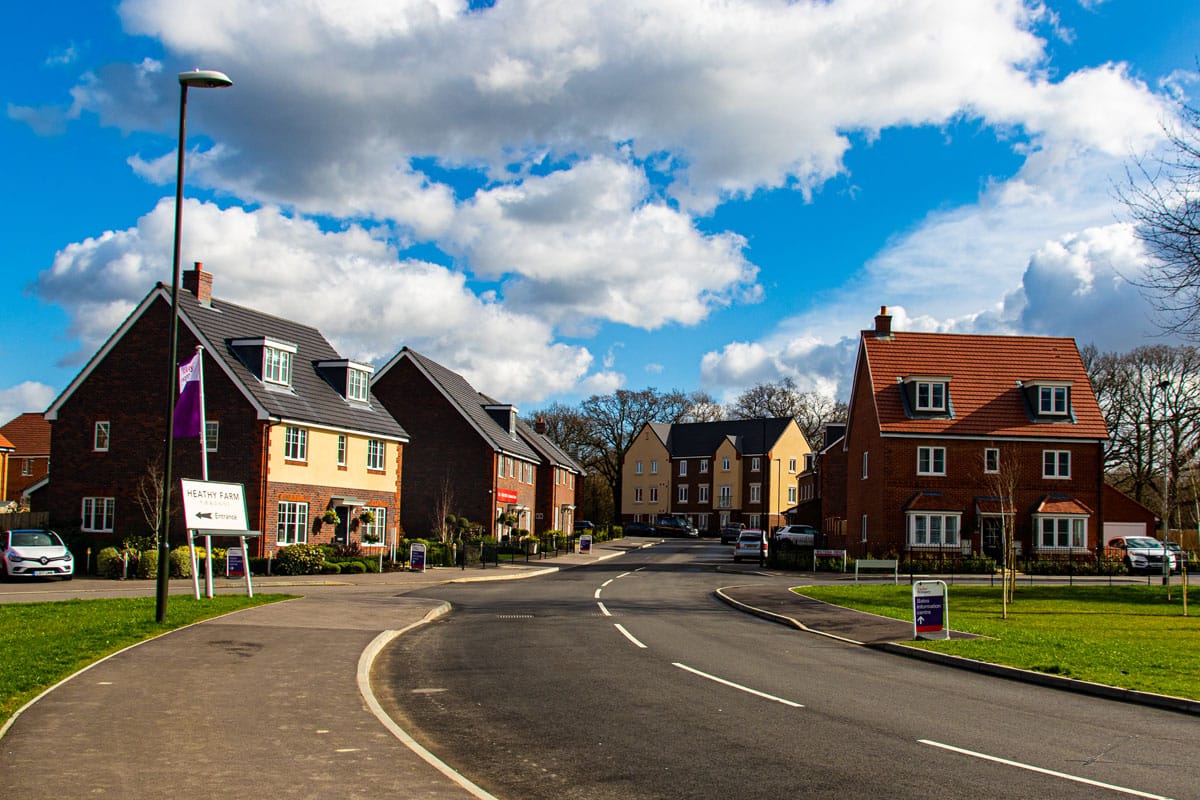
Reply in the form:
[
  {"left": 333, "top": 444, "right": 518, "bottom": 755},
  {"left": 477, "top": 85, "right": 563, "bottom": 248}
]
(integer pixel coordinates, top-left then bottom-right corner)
[{"left": 180, "top": 479, "right": 249, "bottom": 531}]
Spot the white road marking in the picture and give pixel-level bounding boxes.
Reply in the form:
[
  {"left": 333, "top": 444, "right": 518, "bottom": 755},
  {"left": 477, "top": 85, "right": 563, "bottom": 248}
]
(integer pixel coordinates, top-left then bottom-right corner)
[
  {"left": 594, "top": 588, "right": 602, "bottom": 599},
  {"left": 615, "top": 623, "right": 647, "bottom": 648},
  {"left": 919, "top": 740, "right": 1172, "bottom": 799},
  {"left": 601, "top": 579, "right": 614, "bottom": 587},
  {"left": 597, "top": 602, "right": 611, "bottom": 617},
  {"left": 617, "top": 572, "right": 632, "bottom": 579},
  {"left": 672, "top": 663, "right": 804, "bottom": 708}
]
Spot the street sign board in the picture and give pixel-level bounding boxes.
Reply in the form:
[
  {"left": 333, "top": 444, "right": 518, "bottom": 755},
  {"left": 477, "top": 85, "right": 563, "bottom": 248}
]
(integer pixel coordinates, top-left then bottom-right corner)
[
  {"left": 579, "top": 534, "right": 592, "bottom": 554},
  {"left": 226, "top": 546, "right": 245, "bottom": 578},
  {"left": 180, "top": 479, "right": 248, "bottom": 531},
  {"left": 410, "top": 542, "right": 427, "bottom": 572},
  {"left": 912, "top": 580, "right": 949, "bottom": 640}
]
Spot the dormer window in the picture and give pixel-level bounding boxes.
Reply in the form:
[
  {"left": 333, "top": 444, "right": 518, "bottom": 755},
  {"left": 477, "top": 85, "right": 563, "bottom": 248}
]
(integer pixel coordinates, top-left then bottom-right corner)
[
  {"left": 1039, "top": 385, "right": 1069, "bottom": 415},
  {"left": 901, "top": 375, "right": 952, "bottom": 417},
  {"left": 1022, "top": 379, "right": 1073, "bottom": 421},
  {"left": 233, "top": 337, "right": 298, "bottom": 388},
  {"left": 316, "top": 359, "right": 375, "bottom": 403}
]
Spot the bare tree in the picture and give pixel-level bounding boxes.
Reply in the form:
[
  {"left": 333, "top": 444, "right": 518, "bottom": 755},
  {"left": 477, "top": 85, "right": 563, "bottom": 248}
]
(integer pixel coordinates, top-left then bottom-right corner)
[
  {"left": 984, "top": 445, "right": 1022, "bottom": 616},
  {"left": 135, "top": 454, "right": 165, "bottom": 547},
  {"left": 680, "top": 390, "right": 725, "bottom": 423},
  {"left": 727, "top": 378, "right": 847, "bottom": 444},
  {"left": 1118, "top": 105, "right": 1200, "bottom": 339},
  {"left": 430, "top": 473, "right": 456, "bottom": 543}
]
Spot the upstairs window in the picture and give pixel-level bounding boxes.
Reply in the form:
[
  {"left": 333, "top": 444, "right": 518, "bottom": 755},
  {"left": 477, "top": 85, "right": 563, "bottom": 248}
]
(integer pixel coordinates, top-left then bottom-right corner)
[
  {"left": 678, "top": 485, "right": 689, "bottom": 503},
  {"left": 635, "top": 460, "right": 643, "bottom": 474},
  {"left": 337, "top": 435, "right": 347, "bottom": 466},
  {"left": 82, "top": 497, "right": 115, "bottom": 532},
  {"left": 679, "top": 460, "right": 688, "bottom": 477},
  {"left": 722, "top": 457, "right": 731, "bottom": 471},
  {"left": 1039, "top": 386, "right": 1069, "bottom": 415},
  {"left": 650, "top": 460, "right": 658, "bottom": 474},
  {"left": 1043, "top": 450, "right": 1070, "bottom": 479},
  {"left": 699, "top": 460, "right": 709, "bottom": 474},
  {"left": 206, "top": 421, "right": 219, "bottom": 452},
  {"left": 751, "top": 457, "right": 761, "bottom": 472},
  {"left": 367, "top": 439, "right": 386, "bottom": 471},
  {"left": 917, "top": 446, "right": 946, "bottom": 476},
  {"left": 94, "top": 421, "right": 110, "bottom": 452},
  {"left": 284, "top": 426, "right": 308, "bottom": 462},
  {"left": 915, "top": 381, "right": 947, "bottom": 412},
  {"left": 347, "top": 368, "right": 370, "bottom": 402},
  {"left": 984, "top": 448, "right": 999, "bottom": 474},
  {"left": 264, "top": 346, "right": 293, "bottom": 386}
]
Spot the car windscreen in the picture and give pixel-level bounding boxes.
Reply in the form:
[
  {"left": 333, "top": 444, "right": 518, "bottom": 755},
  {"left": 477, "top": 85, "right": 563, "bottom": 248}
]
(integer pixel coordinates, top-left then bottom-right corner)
[
  {"left": 11, "top": 532, "right": 59, "bottom": 547},
  {"left": 1124, "top": 538, "right": 1160, "bottom": 548}
]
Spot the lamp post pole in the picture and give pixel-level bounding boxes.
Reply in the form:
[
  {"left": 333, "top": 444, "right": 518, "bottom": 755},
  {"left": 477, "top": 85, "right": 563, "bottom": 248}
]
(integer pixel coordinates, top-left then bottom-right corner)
[
  {"left": 1156, "top": 380, "right": 1171, "bottom": 588},
  {"left": 155, "top": 69, "right": 233, "bottom": 623}
]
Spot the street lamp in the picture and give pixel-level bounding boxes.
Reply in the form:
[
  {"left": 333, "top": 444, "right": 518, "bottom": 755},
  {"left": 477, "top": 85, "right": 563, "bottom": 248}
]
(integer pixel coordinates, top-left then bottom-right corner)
[{"left": 156, "top": 69, "right": 233, "bottom": 623}]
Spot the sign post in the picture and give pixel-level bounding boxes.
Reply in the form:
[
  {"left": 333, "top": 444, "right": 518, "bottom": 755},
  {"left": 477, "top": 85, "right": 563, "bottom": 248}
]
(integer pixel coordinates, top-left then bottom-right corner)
[
  {"left": 410, "top": 542, "right": 427, "bottom": 573},
  {"left": 912, "top": 579, "right": 950, "bottom": 640},
  {"left": 579, "top": 534, "right": 592, "bottom": 554},
  {"left": 180, "top": 479, "right": 258, "bottom": 598}
]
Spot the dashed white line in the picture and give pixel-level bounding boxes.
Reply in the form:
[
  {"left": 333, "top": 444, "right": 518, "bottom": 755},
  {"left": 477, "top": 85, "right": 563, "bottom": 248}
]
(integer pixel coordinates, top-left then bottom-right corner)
[
  {"left": 918, "top": 740, "right": 1171, "bottom": 799},
  {"left": 617, "top": 572, "right": 632, "bottom": 579},
  {"left": 672, "top": 663, "right": 804, "bottom": 708},
  {"left": 594, "top": 588, "right": 602, "bottom": 599},
  {"left": 614, "top": 624, "right": 647, "bottom": 648},
  {"left": 597, "top": 602, "right": 611, "bottom": 617},
  {"left": 601, "top": 579, "right": 614, "bottom": 587}
]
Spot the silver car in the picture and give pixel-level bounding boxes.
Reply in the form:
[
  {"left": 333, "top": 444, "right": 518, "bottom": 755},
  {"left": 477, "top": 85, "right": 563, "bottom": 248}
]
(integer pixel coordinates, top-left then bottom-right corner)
[
  {"left": 733, "top": 529, "right": 767, "bottom": 562},
  {"left": 1, "top": 529, "right": 74, "bottom": 580}
]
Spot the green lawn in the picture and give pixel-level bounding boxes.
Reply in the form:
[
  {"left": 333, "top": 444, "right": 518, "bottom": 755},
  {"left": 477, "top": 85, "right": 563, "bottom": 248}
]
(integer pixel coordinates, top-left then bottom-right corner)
[
  {"left": 794, "top": 584, "right": 1200, "bottom": 700},
  {"left": 0, "top": 595, "right": 289, "bottom": 726}
]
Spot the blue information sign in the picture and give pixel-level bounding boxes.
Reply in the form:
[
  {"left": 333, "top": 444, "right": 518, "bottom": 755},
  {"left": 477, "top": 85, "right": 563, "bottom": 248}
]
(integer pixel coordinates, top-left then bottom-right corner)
[
  {"left": 912, "top": 580, "right": 949, "bottom": 640},
  {"left": 410, "top": 542, "right": 427, "bottom": 572}
]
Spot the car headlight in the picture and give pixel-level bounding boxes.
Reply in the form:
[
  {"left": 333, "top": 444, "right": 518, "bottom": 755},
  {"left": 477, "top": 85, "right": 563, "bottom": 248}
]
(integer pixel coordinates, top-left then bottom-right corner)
[{"left": 6, "top": 550, "right": 23, "bottom": 562}]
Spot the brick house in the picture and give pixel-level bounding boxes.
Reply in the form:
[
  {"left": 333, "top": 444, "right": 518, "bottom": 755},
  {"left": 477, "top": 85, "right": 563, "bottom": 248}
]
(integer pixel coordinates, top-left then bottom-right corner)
[
  {"left": 841, "top": 307, "right": 1108, "bottom": 560},
  {"left": 622, "top": 418, "right": 811, "bottom": 534},
  {"left": 0, "top": 413, "right": 51, "bottom": 505},
  {"left": 41, "top": 265, "right": 408, "bottom": 556},
  {"left": 371, "top": 347, "right": 581, "bottom": 539},
  {"left": 791, "top": 423, "right": 846, "bottom": 533},
  {"left": 0, "top": 432, "right": 13, "bottom": 507}
]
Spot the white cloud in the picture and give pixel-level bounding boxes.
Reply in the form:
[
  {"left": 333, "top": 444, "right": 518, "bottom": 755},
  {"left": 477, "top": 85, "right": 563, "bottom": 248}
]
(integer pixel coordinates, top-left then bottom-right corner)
[
  {"left": 34, "top": 199, "right": 594, "bottom": 405},
  {"left": 0, "top": 383, "right": 57, "bottom": 428}
]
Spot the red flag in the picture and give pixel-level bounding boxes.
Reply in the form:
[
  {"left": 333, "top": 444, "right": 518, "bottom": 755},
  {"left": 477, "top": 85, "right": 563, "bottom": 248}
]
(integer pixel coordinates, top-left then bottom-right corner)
[{"left": 173, "top": 351, "right": 203, "bottom": 438}]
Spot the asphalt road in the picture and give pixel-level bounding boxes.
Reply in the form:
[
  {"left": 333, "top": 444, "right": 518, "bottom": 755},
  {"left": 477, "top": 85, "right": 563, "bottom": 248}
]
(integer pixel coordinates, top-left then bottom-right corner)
[{"left": 377, "top": 538, "right": 1199, "bottom": 800}]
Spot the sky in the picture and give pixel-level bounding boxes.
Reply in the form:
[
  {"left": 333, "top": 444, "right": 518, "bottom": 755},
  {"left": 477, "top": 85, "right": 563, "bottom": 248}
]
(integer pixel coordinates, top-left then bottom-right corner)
[{"left": 3, "top": 0, "right": 1199, "bottom": 426}]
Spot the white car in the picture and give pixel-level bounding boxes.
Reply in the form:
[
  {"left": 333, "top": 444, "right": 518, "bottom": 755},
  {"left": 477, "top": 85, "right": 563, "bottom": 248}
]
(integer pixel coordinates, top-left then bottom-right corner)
[
  {"left": 773, "top": 524, "right": 821, "bottom": 547},
  {"left": 733, "top": 529, "right": 767, "bottom": 562},
  {"left": 1, "top": 528, "right": 74, "bottom": 580}
]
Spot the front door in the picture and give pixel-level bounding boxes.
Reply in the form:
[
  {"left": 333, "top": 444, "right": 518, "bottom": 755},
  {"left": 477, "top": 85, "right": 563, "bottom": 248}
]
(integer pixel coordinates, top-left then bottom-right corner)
[
  {"left": 335, "top": 506, "right": 350, "bottom": 545},
  {"left": 982, "top": 517, "right": 1003, "bottom": 565}
]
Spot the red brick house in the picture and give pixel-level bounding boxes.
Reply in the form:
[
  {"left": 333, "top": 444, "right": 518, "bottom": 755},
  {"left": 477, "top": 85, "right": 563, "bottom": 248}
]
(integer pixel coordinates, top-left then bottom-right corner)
[
  {"left": 841, "top": 307, "right": 1108, "bottom": 561},
  {"left": 0, "top": 413, "right": 51, "bottom": 505},
  {"left": 371, "top": 347, "right": 581, "bottom": 539},
  {"left": 42, "top": 265, "right": 409, "bottom": 556}
]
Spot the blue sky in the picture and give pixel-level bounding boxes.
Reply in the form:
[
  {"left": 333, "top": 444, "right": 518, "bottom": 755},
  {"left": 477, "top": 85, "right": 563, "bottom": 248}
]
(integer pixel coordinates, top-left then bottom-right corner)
[{"left": 3, "top": 0, "right": 1198, "bottom": 425}]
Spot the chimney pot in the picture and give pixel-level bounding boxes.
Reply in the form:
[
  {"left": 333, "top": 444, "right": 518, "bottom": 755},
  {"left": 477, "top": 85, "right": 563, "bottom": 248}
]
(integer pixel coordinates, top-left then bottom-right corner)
[{"left": 874, "top": 305, "right": 892, "bottom": 338}]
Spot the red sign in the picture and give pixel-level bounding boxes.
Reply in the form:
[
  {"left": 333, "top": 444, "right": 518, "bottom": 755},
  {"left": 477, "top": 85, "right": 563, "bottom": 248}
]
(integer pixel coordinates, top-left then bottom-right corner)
[{"left": 496, "top": 488, "right": 518, "bottom": 503}]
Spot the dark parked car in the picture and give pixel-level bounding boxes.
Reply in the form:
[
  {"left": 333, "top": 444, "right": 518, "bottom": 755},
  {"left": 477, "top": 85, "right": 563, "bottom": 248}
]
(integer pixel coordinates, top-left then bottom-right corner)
[
  {"left": 623, "top": 521, "right": 655, "bottom": 535},
  {"left": 654, "top": 516, "right": 699, "bottom": 538},
  {"left": 574, "top": 520, "right": 596, "bottom": 533},
  {"left": 720, "top": 523, "right": 745, "bottom": 544}
]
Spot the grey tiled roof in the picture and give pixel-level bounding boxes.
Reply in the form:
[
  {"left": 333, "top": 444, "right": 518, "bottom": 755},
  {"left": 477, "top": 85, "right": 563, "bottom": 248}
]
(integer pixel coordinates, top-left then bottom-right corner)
[
  {"left": 516, "top": 417, "right": 584, "bottom": 474},
  {"left": 179, "top": 290, "right": 408, "bottom": 440},
  {"left": 388, "top": 348, "right": 541, "bottom": 462},
  {"left": 664, "top": 417, "right": 794, "bottom": 457}
]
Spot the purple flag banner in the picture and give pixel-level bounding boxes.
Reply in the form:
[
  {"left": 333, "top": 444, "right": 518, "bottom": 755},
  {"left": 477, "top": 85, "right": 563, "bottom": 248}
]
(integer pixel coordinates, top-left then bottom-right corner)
[{"left": 173, "top": 351, "right": 203, "bottom": 438}]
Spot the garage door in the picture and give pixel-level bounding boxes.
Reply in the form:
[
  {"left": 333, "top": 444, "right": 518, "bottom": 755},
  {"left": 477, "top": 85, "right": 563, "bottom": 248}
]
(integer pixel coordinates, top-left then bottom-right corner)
[{"left": 1103, "top": 521, "right": 1149, "bottom": 541}]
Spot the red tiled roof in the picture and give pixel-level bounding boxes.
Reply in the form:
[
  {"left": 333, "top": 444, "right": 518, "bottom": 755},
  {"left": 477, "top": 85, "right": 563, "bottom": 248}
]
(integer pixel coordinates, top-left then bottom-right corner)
[
  {"left": 861, "top": 331, "right": 1107, "bottom": 439},
  {"left": 0, "top": 433, "right": 14, "bottom": 451},
  {"left": 903, "top": 491, "right": 962, "bottom": 512},
  {"left": 0, "top": 413, "right": 51, "bottom": 454},
  {"left": 1034, "top": 495, "right": 1093, "bottom": 515}
]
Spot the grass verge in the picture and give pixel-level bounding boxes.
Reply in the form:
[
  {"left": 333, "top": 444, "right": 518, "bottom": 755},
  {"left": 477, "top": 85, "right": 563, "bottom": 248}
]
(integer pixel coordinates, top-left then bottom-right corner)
[
  {"left": 794, "top": 584, "right": 1200, "bottom": 700},
  {"left": 0, "top": 594, "right": 290, "bottom": 726}
]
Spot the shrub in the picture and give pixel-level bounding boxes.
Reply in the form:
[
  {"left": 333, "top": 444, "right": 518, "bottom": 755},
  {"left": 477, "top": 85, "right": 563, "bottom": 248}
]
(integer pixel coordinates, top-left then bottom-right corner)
[
  {"left": 96, "top": 547, "right": 124, "bottom": 579},
  {"left": 343, "top": 561, "right": 367, "bottom": 574},
  {"left": 170, "top": 546, "right": 193, "bottom": 578},
  {"left": 320, "top": 561, "right": 342, "bottom": 574},
  {"left": 136, "top": 550, "right": 158, "bottom": 579},
  {"left": 273, "top": 544, "right": 326, "bottom": 575}
]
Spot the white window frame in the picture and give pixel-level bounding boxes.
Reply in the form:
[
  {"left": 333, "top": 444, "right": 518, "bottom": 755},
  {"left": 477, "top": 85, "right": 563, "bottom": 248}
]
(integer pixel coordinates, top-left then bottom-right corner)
[
  {"left": 277, "top": 501, "right": 309, "bottom": 545},
  {"left": 700, "top": 460, "right": 709, "bottom": 474},
  {"left": 21, "top": 459, "right": 32, "bottom": 476},
  {"left": 284, "top": 426, "right": 308, "bottom": 462},
  {"left": 679, "top": 460, "right": 688, "bottom": 477},
  {"left": 984, "top": 447, "right": 999, "bottom": 474},
  {"left": 862, "top": 451, "right": 869, "bottom": 479},
  {"left": 337, "top": 434, "right": 347, "bottom": 466},
  {"left": 751, "top": 457, "right": 761, "bottom": 472},
  {"left": 1039, "top": 386, "right": 1069, "bottom": 416},
  {"left": 749, "top": 514, "right": 761, "bottom": 529},
  {"left": 722, "top": 457, "right": 731, "bottom": 471},
  {"left": 649, "top": 487, "right": 658, "bottom": 503},
  {"left": 1034, "top": 515, "right": 1087, "bottom": 550},
  {"left": 698, "top": 484, "right": 710, "bottom": 503},
  {"left": 788, "top": 458, "right": 797, "bottom": 473},
  {"left": 650, "top": 460, "right": 658, "bottom": 474},
  {"left": 81, "top": 496, "right": 115, "bottom": 532},
  {"left": 917, "top": 446, "right": 946, "bottom": 476},
  {"left": 264, "top": 346, "right": 293, "bottom": 387},
  {"left": 860, "top": 514, "right": 868, "bottom": 543},
  {"left": 749, "top": 483, "right": 761, "bottom": 503},
  {"left": 718, "top": 484, "right": 732, "bottom": 508},
  {"left": 635, "top": 460, "right": 643, "bottom": 475},
  {"left": 360, "top": 505, "right": 386, "bottom": 542},
  {"left": 907, "top": 512, "right": 961, "bottom": 547},
  {"left": 1043, "top": 450, "right": 1070, "bottom": 479},
  {"left": 205, "top": 420, "right": 219, "bottom": 452},
  {"left": 367, "top": 439, "right": 386, "bottom": 470},
  {"left": 678, "top": 485, "right": 688, "bottom": 503},
  {"left": 915, "top": 381, "right": 947, "bottom": 412},
  {"left": 347, "top": 368, "right": 370, "bottom": 402},
  {"left": 94, "top": 421, "right": 110, "bottom": 452},
  {"left": 788, "top": 486, "right": 797, "bottom": 504},
  {"left": 634, "top": 487, "right": 644, "bottom": 503}
]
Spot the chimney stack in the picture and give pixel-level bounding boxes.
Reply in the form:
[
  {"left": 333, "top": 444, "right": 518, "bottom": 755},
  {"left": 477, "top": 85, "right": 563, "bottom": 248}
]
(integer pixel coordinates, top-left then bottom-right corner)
[
  {"left": 874, "top": 305, "right": 892, "bottom": 338},
  {"left": 535, "top": 417, "right": 548, "bottom": 435},
  {"left": 182, "top": 262, "right": 213, "bottom": 307}
]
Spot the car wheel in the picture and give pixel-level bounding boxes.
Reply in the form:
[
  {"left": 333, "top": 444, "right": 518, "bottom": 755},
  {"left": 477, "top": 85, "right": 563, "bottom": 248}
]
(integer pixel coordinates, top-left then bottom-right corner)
[
  {"left": 734, "top": 556, "right": 741, "bottom": 562},
  {"left": 61, "top": 574, "right": 73, "bottom": 581}
]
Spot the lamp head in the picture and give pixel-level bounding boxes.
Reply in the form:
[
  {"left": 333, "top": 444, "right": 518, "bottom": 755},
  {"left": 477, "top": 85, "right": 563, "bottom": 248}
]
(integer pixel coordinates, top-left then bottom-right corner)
[{"left": 179, "top": 69, "right": 234, "bottom": 89}]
